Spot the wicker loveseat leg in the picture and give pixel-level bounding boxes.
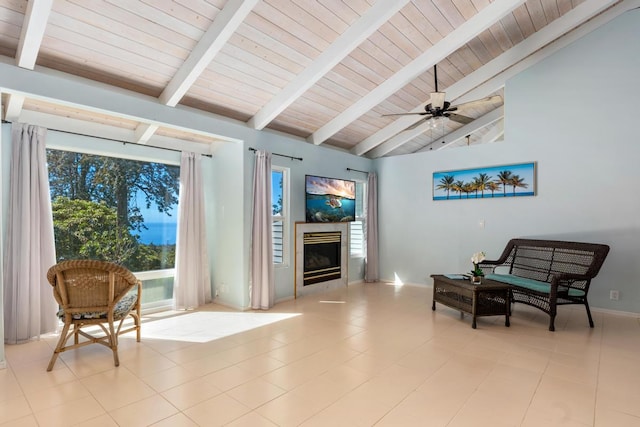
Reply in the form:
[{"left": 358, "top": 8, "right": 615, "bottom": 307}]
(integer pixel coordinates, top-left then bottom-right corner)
[{"left": 584, "top": 300, "right": 594, "bottom": 328}]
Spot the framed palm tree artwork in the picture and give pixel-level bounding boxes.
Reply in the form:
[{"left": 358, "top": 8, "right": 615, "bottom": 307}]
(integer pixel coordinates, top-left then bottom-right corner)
[{"left": 433, "top": 162, "right": 536, "bottom": 201}]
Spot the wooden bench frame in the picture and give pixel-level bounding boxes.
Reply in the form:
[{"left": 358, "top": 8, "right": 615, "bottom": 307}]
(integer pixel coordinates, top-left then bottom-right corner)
[{"left": 478, "top": 239, "right": 610, "bottom": 331}]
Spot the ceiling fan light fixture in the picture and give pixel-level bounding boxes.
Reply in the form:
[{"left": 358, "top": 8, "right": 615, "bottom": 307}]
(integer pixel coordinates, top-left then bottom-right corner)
[
  {"left": 430, "top": 92, "right": 446, "bottom": 110},
  {"left": 430, "top": 115, "right": 444, "bottom": 129}
]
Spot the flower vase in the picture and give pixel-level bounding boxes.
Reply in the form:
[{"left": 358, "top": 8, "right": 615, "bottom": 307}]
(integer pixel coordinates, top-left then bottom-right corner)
[{"left": 471, "top": 275, "right": 481, "bottom": 284}]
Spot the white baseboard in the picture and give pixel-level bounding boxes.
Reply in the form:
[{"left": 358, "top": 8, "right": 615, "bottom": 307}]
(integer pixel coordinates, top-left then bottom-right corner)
[
  {"left": 0, "top": 360, "right": 6, "bottom": 369},
  {"left": 591, "top": 307, "right": 640, "bottom": 317}
]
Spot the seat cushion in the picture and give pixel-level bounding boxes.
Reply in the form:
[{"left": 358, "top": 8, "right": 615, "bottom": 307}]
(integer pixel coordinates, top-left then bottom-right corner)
[
  {"left": 58, "top": 288, "right": 139, "bottom": 320},
  {"left": 485, "top": 274, "right": 585, "bottom": 297}
]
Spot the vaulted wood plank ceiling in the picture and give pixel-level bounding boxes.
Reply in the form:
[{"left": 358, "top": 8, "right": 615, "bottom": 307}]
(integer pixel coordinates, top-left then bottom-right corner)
[{"left": 0, "top": 0, "right": 629, "bottom": 157}]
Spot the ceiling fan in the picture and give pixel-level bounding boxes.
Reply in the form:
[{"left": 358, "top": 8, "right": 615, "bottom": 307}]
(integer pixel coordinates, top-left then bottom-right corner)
[{"left": 384, "top": 65, "right": 501, "bottom": 129}]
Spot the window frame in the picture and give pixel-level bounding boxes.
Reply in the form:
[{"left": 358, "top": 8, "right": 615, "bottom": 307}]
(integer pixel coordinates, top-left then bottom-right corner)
[{"left": 46, "top": 144, "right": 181, "bottom": 313}]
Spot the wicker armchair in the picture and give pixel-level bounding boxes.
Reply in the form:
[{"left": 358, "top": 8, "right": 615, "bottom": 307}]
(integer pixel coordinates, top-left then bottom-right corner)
[{"left": 46, "top": 260, "right": 142, "bottom": 371}]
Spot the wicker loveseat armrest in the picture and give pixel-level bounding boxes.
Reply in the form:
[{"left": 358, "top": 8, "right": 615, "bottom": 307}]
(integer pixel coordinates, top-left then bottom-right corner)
[{"left": 477, "top": 260, "right": 506, "bottom": 275}]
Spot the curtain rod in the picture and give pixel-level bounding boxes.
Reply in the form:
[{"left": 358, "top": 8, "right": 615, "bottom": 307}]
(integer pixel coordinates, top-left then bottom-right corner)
[
  {"left": 346, "top": 168, "right": 368, "bottom": 174},
  {"left": 248, "top": 147, "right": 303, "bottom": 161},
  {"left": 1, "top": 119, "right": 212, "bottom": 158}
]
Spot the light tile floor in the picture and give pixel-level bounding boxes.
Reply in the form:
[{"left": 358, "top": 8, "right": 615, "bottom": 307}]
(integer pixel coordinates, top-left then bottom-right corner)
[{"left": 2, "top": 282, "right": 639, "bottom": 426}]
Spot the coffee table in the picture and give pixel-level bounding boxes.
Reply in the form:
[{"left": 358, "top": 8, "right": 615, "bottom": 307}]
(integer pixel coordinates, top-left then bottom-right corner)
[{"left": 431, "top": 274, "right": 511, "bottom": 329}]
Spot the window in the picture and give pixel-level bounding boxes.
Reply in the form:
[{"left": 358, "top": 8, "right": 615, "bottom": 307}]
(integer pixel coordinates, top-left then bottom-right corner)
[
  {"left": 272, "top": 167, "right": 289, "bottom": 264},
  {"left": 350, "top": 180, "right": 367, "bottom": 258},
  {"left": 47, "top": 149, "right": 179, "bottom": 309}
]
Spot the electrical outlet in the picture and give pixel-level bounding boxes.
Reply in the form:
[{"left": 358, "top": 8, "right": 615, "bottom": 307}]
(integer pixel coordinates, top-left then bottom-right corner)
[{"left": 610, "top": 290, "right": 619, "bottom": 301}]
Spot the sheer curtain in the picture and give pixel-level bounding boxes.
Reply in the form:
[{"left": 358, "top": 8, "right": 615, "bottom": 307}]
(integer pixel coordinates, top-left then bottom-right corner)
[
  {"left": 173, "top": 152, "right": 211, "bottom": 310},
  {"left": 365, "top": 172, "right": 379, "bottom": 282},
  {"left": 250, "top": 150, "right": 274, "bottom": 309},
  {"left": 3, "top": 123, "right": 58, "bottom": 344}
]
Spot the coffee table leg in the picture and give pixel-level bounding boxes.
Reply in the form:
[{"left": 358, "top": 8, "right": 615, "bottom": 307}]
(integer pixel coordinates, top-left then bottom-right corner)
[
  {"left": 505, "top": 315, "right": 510, "bottom": 327},
  {"left": 432, "top": 301, "right": 435, "bottom": 311}
]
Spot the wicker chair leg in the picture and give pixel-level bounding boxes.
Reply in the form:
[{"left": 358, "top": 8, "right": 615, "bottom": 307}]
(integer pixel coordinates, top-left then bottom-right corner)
[
  {"left": 109, "top": 322, "right": 120, "bottom": 367},
  {"left": 48, "top": 322, "right": 72, "bottom": 371},
  {"left": 548, "top": 317, "right": 555, "bottom": 332},
  {"left": 584, "top": 300, "right": 595, "bottom": 328}
]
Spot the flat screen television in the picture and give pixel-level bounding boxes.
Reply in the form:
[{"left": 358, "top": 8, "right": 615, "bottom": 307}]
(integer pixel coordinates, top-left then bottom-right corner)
[{"left": 305, "top": 175, "right": 356, "bottom": 223}]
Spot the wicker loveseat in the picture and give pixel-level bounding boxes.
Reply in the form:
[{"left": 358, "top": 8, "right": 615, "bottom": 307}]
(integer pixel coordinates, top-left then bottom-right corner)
[{"left": 478, "top": 239, "right": 610, "bottom": 331}]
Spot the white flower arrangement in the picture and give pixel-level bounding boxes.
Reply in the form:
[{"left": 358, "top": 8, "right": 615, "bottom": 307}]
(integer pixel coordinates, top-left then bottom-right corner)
[{"left": 470, "top": 251, "right": 486, "bottom": 277}]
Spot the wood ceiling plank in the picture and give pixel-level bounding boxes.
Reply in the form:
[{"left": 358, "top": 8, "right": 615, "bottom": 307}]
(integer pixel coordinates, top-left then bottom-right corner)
[
  {"left": 525, "top": 0, "right": 549, "bottom": 31},
  {"left": 322, "top": 68, "right": 371, "bottom": 98},
  {"left": 540, "top": 0, "right": 561, "bottom": 21},
  {"left": 455, "top": 0, "right": 507, "bottom": 58},
  {"left": 342, "top": 48, "right": 394, "bottom": 86},
  {"left": 102, "top": 0, "right": 203, "bottom": 39},
  {"left": 268, "top": 0, "right": 343, "bottom": 42},
  {"left": 243, "top": 10, "right": 319, "bottom": 59},
  {"left": 65, "top": 0, "right": 197, "bottom": 50},
  {"left": 37, "top": 53, "right": 162, "bottom": 96},
  {"left": 412, "top": 1, "right": 454, "bottom": 39},
  {"left": 39, "top": 35, "right": 173, "bottom": 88},
  {"left": 394, "top": 2, "right": 441, "bottom": 48},
  {"left": 217, "top": 42, "right": 297, "bottom": 83},
  {"left": 190, "top": 75, "right": 272, "bottom": 110},
  {"left": 204, "top": 59, "right": 285, "bottom": 94},
  {"left": 316, "top": 0, "right": 360, "bottom": 24},
  {"left": 455, "top": 45, "right": 484, "bottom": 70},
  {"left": 511, "top": 3, "right": 537, "bottom": 38},
  {"left": 143, "top": 0, "right": 218, "bottom": 32},
  {"left": 366, "top": 31, "right": 412, "bottom": 68},
  {"left": 557, "top": 0, "right": 574, "bottom": 14},
  {"left": 226, "top": 33, "right": 306, "bottom": 76},
  {"left": 466, "top": 36, "right": 495, "bottom": 65},
  {"left": 487, "top": 21, "right": 515, "bottom": 52},
  {"left": 47, "top": 13, "right": 184, "bottom": 71},
  {"left": 498, "top": 12, "right": 526, "bottom": 45},
  {"left": 54, "top": 1, "right": 191, "bottom": 59},
  {"left": 43, "top": 26, "right": 179, "bottom": 84},
  {"left": 290, "top": 0, "right": 351, "bottom": 31},
  {"left": 172, "top": 0, "right": 225, "bottom": 17},
  {"left": 254, "top": 1, "right": 332, "bottom": 51},
  {"left": 234, "top": 23, "right": 311, "bottom": 67},
  {"left": 436, "top": 0, "right": 467, "bottom": 27}
]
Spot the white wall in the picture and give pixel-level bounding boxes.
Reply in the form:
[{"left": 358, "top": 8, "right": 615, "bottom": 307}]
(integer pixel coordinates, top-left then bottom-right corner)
[{"left": 375, "top": 9, "right": 640, "bottom": 313}]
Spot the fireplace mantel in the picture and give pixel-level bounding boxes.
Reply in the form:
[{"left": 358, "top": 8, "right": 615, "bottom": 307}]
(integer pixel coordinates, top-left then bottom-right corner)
[{"left": 295, "top": 222, "right": 348, "bottom": 298}]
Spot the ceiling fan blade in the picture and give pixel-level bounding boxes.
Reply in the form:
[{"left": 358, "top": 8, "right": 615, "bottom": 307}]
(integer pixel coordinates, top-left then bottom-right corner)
[
  {"left": 448, "top": 113, "right": 474, "bottom": 125},
  {"left": 451, "top": 95, "right": 502, "bottom": 110},
  {"left": 382, "top": 112, "right": 430, "bottom": 117},
  {"left": 430, "top": 92, "right": 446, "bottom": 110}
]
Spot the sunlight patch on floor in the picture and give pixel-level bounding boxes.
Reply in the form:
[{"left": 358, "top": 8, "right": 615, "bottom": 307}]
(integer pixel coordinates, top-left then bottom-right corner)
[{"left": 141, "top": 311, "right": 300, "bottom": 343}]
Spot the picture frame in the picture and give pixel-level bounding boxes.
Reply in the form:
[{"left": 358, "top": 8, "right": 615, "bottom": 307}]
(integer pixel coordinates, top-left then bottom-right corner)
[{"left": 433, "top": 162, "right": 536, "bottom": 201}]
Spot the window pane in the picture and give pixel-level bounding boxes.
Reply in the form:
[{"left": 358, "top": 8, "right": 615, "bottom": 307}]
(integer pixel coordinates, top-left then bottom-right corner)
[
  {"left": 47, "top": 149, "right": 179, "bottom": 276},
  {"left": 272, "top": 170, "right": 283, "bottom": 216}
]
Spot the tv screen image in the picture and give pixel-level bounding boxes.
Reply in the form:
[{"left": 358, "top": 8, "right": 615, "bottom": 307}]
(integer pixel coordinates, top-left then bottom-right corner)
[{"left": 305, "top": 175, "right": 356, "bottom": 223}]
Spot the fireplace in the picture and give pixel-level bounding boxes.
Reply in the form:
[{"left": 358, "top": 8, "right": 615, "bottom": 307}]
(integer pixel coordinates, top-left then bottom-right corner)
[
  {"left": 295, "top": 222, "right": 348, "bottom": 297},
  {"left": 303, "top": 231, "right": 341, "bottom": 286}
]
